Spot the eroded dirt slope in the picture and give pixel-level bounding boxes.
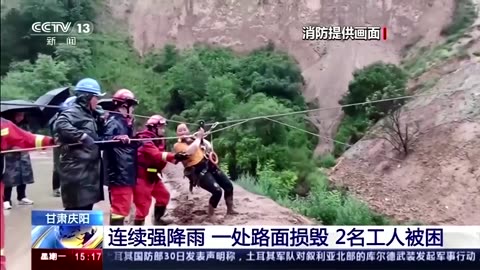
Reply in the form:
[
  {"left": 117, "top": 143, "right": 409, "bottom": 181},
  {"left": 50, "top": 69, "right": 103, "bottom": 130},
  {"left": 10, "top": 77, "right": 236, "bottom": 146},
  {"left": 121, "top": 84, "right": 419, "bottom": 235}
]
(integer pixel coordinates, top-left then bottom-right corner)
[
  {"left": 161, "top": 163, "right": 315, "bottom": 225},
  {"left": 105, "top": 0, "right": 454, "bottom": 153},
  {"left": 330, "top": 56, "right": 480, "bottom": 225}
]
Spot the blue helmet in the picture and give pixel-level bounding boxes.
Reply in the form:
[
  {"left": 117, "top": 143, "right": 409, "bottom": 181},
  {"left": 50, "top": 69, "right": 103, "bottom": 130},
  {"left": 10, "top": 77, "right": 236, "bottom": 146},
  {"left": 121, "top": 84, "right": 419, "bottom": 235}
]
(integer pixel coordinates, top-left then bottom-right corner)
[
  {"left": 74, "top": 78, "right": 105, "bottom": 96},
  {"left": 60, "top": 96, "right": 77, "bottom": 111}
]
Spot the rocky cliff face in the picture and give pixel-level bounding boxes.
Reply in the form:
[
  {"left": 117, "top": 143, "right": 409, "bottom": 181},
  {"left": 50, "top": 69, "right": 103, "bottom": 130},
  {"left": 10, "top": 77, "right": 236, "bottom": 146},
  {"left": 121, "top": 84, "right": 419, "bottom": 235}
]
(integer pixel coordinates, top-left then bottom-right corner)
[{"left": 107, "top": 0, "right": 454, "bottom": 153}]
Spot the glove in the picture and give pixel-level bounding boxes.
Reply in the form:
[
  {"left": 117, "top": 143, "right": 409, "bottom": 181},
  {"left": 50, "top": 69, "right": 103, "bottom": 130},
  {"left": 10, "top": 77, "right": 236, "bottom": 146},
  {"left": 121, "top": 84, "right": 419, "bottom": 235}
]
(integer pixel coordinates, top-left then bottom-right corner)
[
  {"left": 80, "top": 133, "right": 95, "bottom": 146},
  {"left": 95, "top": 105, "right": 105, "bottom": 116},
  {"left": 195, "top": 128, "right": 205, "bottom": 139},
  {"left": 174, "top": 152, "right": 189, "bottom": 162},
  {"left": 114, "top": 135, "right": 130, "bottom": 144}
]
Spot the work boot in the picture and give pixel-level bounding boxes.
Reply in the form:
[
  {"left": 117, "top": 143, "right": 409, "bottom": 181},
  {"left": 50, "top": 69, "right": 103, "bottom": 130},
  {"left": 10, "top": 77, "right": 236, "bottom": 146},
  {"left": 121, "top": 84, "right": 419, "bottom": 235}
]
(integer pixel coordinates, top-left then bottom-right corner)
[
  {"left": 153, "top": 206, "right": 173, "bottom": 225},
  {"left": 110, "top": 216, "right": 125, "bottom": 225},
  {"left": 225, "top": 196, "right": 239, "bottom": 215},
  {"left": 207, "top": 204, "right": 216, "bottom": 223},
  {"left": 133, "top": 219, "right": 145, "bottom": 226}
]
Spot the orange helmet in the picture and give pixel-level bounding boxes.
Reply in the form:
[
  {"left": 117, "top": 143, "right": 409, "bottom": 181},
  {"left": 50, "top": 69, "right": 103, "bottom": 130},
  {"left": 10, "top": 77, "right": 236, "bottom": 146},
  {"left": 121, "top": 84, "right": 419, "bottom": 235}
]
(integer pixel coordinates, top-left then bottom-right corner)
[
  {"left": 112, "top": 89, "right": 138, "bottom": 105},
  {"left": 146, "top": 115, "right": 167, "bottom": 127}
]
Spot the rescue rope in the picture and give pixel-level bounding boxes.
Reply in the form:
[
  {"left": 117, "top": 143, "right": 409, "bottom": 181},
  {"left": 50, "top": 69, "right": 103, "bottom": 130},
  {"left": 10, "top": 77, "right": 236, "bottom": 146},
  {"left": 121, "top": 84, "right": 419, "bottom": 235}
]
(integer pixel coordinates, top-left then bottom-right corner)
[
  {"left": 0, "top": 120, "right": 232, "bottom": 154},
  {"left": 0, "top": 87, "right": 471, "bottom": 154},
  {"left": 0, "top": 87, "right": 468, "bottom": 127},
  {"left": 264, "top": 117, "right": 405, "bottom": 162},
  {"left": 205, "top": 88, "right": 470, "bottom": 125}
]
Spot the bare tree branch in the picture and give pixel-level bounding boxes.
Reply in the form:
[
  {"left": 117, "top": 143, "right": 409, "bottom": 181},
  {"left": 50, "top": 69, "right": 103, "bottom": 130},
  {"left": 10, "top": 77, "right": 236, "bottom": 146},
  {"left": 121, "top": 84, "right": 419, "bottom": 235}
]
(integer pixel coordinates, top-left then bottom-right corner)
[{"left": 378, "top": 108, "right": 420, "bottom": 156}]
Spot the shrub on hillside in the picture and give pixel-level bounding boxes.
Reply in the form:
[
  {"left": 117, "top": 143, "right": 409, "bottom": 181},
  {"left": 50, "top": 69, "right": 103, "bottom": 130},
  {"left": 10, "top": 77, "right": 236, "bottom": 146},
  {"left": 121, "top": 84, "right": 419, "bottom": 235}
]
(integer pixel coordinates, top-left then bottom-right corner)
[
  {"left": 340, "top": 62, "right": 408, "bottom": 120},
  {"left": 316, "top": 154, "right": 336, "bottom": 168},
  {"left": 1, "top": 54, "right": 69, "bottom": 100}
]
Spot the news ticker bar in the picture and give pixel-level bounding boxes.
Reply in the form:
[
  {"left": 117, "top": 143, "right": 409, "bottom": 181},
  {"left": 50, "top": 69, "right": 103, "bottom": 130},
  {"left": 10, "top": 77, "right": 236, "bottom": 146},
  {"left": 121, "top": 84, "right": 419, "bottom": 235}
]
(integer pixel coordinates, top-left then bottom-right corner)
[
  {"left": 103, "top": 249, "right": 479, "bottom": 270},
  {"left": 32, "top": 249, "right": 480, "bottom": 270}
]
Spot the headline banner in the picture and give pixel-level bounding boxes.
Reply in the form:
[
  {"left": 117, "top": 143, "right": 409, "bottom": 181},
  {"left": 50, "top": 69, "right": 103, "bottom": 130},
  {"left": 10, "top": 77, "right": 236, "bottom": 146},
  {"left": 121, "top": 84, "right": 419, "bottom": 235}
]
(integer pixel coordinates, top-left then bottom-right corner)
[{"left": 103, "top": 226, "right": 480, "bottom": 249}]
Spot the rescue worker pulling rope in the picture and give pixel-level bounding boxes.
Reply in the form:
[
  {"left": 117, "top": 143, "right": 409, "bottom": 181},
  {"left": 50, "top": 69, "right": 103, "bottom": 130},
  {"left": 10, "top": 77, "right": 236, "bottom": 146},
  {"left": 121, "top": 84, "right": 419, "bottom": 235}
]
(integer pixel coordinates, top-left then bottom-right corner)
[
  {"left": 1, "top": 117, "right": 55, "bottom": 270},
  {"left": 54, "top": 78, "right": 106, "bottom": 211},
  {"left": 49, "top": 96, "right": 77, "bottom": 197},
  {"left": 133, "top": 115, "right": 188, "bottom": 225},
  {"left": 173, "top": 123, "right": 238, "bottom": 223},
  {"left": 102, "top": 88, "right": 139, "bottom": 225}
]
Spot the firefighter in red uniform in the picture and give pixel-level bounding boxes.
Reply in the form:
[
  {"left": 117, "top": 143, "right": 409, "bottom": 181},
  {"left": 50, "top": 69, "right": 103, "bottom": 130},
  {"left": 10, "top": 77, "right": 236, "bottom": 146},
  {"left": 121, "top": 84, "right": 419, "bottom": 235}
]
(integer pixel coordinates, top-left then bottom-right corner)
[
  {"left": 1, "top": 117, "right": 54, "bottom": 270},
  {"left": 133, "top": 115, "right": 188, "bottom": 225}
]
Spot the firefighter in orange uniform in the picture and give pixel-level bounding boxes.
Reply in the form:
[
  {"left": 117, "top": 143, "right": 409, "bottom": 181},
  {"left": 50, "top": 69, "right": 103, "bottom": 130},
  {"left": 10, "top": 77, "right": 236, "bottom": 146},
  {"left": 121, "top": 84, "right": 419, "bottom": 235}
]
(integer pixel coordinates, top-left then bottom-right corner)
[
  {"left": 0, "top": 117, "right": 54, "bottom": 270},
  {"left": 133, "top": 115, "right": 188, "bottom": 225}
]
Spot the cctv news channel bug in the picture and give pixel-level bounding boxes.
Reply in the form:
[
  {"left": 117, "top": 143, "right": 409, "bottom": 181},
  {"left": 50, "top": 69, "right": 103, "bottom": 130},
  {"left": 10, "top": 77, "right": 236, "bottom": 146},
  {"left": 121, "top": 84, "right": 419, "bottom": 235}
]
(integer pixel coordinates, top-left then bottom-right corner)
[
  {"left": 31, "top": 21, "right": 94, "bottom": 46},
  {"left": 302, "top": 26, "right": 388, "bottom": 41}
]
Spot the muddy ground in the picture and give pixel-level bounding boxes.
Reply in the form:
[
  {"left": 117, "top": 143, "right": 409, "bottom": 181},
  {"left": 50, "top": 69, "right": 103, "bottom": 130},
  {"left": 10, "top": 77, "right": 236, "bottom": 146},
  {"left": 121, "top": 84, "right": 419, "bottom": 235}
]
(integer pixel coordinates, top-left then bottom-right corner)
[{"left": 4, "top": 151, "right": 314, "bottom": 270}]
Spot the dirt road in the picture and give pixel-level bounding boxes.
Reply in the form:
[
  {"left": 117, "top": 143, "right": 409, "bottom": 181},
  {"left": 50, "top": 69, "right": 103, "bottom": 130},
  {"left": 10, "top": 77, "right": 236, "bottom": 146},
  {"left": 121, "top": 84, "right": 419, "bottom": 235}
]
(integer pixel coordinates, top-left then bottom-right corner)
[{"left": 4, "top": 151, "right": 314, "bottom": 270}]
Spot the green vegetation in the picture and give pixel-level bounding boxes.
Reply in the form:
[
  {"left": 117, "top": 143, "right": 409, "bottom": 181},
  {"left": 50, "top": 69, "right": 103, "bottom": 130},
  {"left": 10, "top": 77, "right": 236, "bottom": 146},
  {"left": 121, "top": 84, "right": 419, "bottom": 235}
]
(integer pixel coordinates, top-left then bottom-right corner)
[
  {"left": 0, "top": 0, "right": 96, "bottom": 75},
  {"left": 333, "top": 62, "right": 408, "bottom": 157},
  {"left": 237, "top": 169, "right": 392, "bottom": 225},
  {"left": 402, "top": 0, "right": 477, "bottom": 78},
  {"left": 1, "top": 0, "right": 392, "bottom": 225},
  {"left": 440, "top": 0, "right": 477, "bottom": 38}
]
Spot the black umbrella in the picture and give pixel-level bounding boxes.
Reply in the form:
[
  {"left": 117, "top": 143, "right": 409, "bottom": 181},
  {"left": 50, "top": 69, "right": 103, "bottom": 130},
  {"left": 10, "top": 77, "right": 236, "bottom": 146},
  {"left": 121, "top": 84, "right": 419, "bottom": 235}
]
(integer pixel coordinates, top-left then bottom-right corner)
[
  {"left": 1, "top": 99, "right": 41, "bottom": 114},
  {"left": 0, "top": 100, "right": 43, "bottom": 132},
  {"left": 98, "top": 98, "right": 114, "bottom": 111},
  {"left": 35, "top": 87, "right": 71, "bottom": 125}
]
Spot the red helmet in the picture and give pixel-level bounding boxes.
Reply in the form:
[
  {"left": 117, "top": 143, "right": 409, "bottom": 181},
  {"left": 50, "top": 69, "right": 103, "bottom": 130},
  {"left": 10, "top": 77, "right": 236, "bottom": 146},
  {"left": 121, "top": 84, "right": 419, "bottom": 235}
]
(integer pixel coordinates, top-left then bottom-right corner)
[
  {"left": 146, "top": 115, "right": 167, "bottom": 127},
  {"left": 112, "top": 89, "right": 138, "bottom": 105}
]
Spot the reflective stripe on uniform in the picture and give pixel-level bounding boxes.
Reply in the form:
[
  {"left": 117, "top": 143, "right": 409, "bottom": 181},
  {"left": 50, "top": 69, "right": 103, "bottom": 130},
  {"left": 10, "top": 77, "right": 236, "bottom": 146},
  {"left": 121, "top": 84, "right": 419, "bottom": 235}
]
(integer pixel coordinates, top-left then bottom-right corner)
[
  {"left": 147, "top": 168, "right": 157, "bottom": 173},
  {"left": 111, "top": 213, "right": 125, "bottom": 219},
  {"left": 35, "top": 135, "right": 45, "bottom": 148},
  {"left": 0, "top": 128, "right": 8, "bottom": 136},
  {"left": 161, "top": 152, "right": 169, "bottom": 161}
]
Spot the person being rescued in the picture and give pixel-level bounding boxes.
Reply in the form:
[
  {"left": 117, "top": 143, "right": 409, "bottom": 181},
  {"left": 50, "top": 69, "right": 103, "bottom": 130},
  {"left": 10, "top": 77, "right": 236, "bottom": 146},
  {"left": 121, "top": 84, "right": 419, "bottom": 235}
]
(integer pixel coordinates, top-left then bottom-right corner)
[
  {"left": 173, "top": 123, "right": 238, "bottom": 222},
  {"left": 133, "top": 115, "right": 188, "bottom": 225}
]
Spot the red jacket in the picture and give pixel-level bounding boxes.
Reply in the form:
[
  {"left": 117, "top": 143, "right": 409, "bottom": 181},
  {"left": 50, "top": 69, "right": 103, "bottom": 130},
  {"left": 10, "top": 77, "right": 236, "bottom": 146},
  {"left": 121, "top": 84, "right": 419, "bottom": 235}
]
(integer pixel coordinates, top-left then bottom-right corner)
[
  {"left": 136, "top": 129, "right": 175, "bottom": 183},
  {"left": 1, "top": 117, "right": 54, "bottom": 180}
]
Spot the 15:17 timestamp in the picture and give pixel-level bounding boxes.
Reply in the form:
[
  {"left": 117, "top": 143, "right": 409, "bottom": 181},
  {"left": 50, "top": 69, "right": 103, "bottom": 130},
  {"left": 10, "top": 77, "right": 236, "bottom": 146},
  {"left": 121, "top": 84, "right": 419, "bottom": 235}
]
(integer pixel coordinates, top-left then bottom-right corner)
[{"left": 75, "top": 251, "right": 102, "bottom": 261}]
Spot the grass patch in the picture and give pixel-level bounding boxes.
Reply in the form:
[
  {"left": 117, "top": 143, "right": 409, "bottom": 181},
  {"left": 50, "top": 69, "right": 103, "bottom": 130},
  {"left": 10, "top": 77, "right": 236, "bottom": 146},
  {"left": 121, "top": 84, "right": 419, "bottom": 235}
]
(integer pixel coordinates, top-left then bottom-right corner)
[
  {"left": 316, "top": 154, "right": 336, "bottom": 168},
  {"left": 333, "top": 114, "right": 370, "bottom": 157},
  {"left": 237, "top": 170, "right": 392, "bottom": 225},
  {"left": 402, "top": 45, "right": 458, "bottom": 77}
]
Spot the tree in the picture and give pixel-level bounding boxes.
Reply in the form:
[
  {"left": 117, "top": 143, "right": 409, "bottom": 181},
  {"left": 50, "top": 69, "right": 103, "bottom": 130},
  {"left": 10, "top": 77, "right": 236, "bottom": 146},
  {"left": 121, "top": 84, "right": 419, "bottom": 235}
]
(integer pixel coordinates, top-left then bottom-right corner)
[
  {"left": 0, "top": 0, "right": 96, "bottom": 75},
  {"left": 365, "top": 84, "right": 407, "bottom": 121},
  {"left": 377, "top": 109, "right": 419, "bottom": 156},
  {"left": 54, "top": 41, "right": 93, "bottom": 82},
  {"left": 143, "top": 44, "right": 179, "bottom": 73},
  {"left": 1, "top": 54, "right": 69, "bottom": 100},
  {"left": 340, "top": 62, "right": 408, "bottom": 119},
  {"left": 0, "top": 8, "right": 31, "bottom": 75}
]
